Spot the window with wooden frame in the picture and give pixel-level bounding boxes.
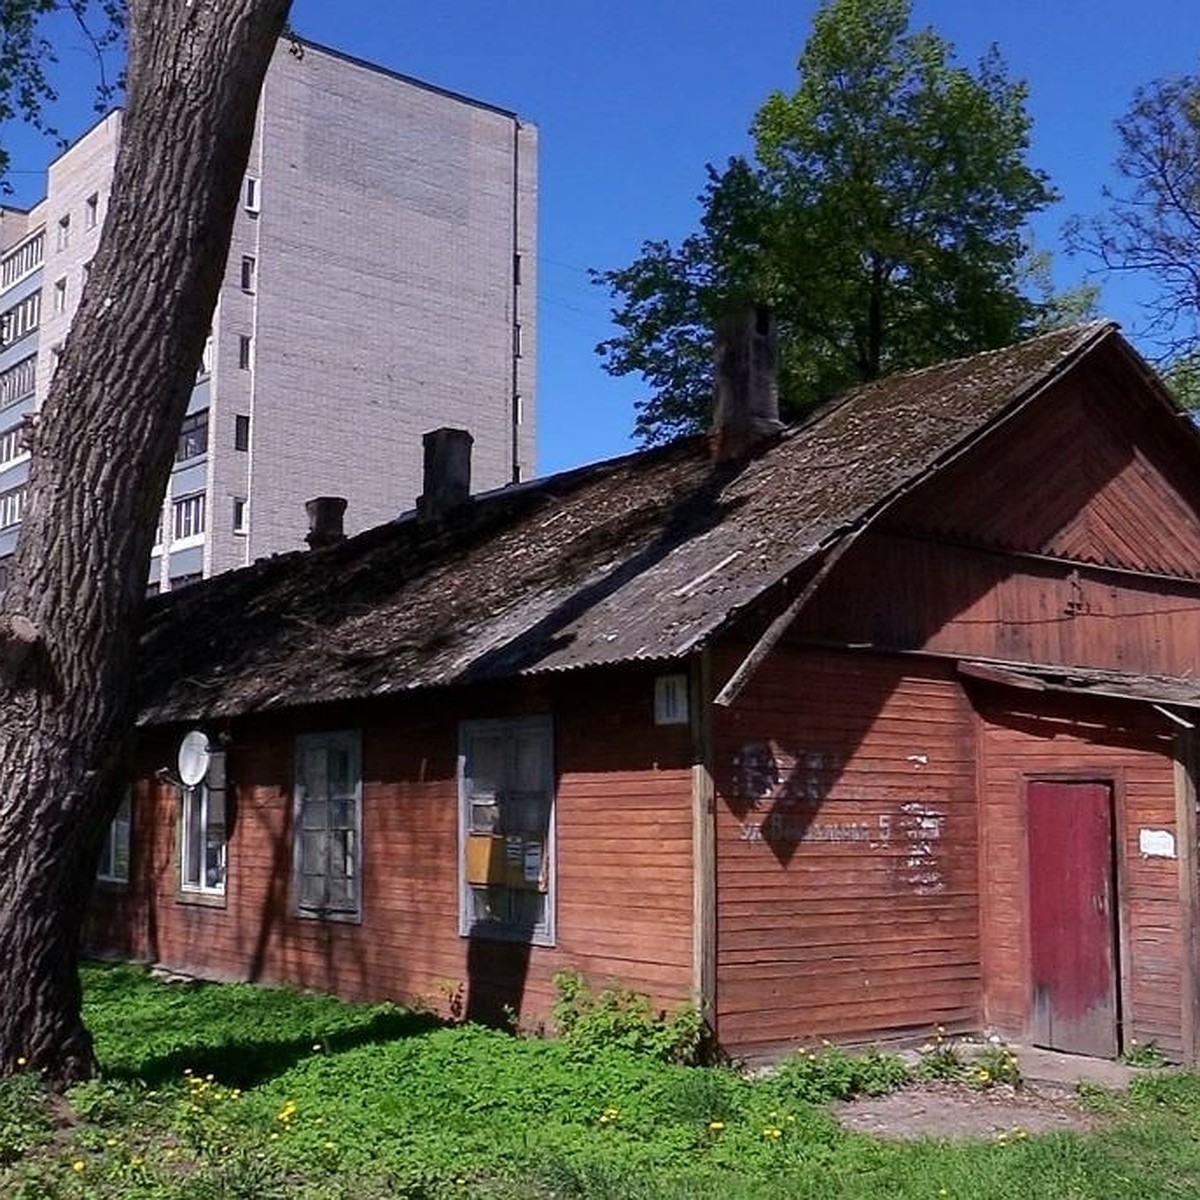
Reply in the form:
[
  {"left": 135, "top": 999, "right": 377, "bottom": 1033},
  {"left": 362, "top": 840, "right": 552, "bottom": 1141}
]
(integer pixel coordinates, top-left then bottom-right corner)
[
  {"left": 293, "top": 731, "right": 362, "bottom": 921},
  {"left": 97, "top": 790, "right": 132, "bottom": 885},
  {"left": 180, "top": 750, "right": 227, "bottom": 897},
  {"left": 459, "top": 716, "right": 554, "bottom": 945}
]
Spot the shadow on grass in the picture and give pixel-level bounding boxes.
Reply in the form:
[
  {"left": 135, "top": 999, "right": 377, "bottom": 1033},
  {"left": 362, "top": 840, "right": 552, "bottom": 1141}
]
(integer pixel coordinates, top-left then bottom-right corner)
[{"left": 104, "top": 1006, "right": 446, "bottom": 1090}]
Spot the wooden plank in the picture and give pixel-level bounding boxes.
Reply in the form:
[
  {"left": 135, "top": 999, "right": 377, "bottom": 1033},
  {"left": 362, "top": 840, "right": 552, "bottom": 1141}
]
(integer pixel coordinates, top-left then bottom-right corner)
[
  {"left": 1175, "top": 727, "right": 1200, "bottom": 1064},
  {"left": 691, "top": 649, "right": 717, "bottom": 1026}
]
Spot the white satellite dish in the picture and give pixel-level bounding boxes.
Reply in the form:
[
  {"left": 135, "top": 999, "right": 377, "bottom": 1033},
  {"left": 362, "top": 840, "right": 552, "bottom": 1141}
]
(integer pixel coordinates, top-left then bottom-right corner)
[{"left": 177, "top": 730, "right": 211, "bottom": 786}]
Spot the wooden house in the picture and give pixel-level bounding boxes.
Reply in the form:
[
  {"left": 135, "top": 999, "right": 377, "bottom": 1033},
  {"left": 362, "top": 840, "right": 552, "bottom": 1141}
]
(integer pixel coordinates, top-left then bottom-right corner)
[{"left": 89, "top": 320, "right": 1200, "bottom": 1062}]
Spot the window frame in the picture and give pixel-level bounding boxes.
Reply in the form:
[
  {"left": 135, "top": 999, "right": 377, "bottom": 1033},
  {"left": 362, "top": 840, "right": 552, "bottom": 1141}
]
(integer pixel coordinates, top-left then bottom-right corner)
[
  {"left": 97, "top": 790, "right": 132, "bottom": 886},
  {"left": 171, "top": 491, "right": 206, "bottom": 545},
  {"left": 178, "top": 749, "right": 228, "bottom": 901},
  {"left": 293, "top": 730, "right": 363, "bottom": 923},
  {"left": 458, "top": 715, "right": 555, "bottom": 946}
]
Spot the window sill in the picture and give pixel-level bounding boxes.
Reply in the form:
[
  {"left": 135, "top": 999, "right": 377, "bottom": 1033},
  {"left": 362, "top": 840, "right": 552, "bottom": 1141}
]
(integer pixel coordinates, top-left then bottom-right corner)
[
  {"left": 170, "top": 533, "right": 207, "bottom": 551},
  {"left": 294, "top": 906, "right": 362, "bottom": 925},
  {"left": 461, "top": 923, "right": 554, "bottom": 949},
  {"left": 94, "top": 876, "right": 129, "bottom": 892},
  {"left": 176, "top": 888, "right": 226, "bottom": 910}
]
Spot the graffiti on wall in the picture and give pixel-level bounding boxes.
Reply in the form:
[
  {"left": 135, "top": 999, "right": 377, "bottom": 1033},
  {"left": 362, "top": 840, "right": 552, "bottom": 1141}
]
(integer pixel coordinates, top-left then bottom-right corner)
[{"left": 732, "top": 739, "right": 946, "bottom": 895}]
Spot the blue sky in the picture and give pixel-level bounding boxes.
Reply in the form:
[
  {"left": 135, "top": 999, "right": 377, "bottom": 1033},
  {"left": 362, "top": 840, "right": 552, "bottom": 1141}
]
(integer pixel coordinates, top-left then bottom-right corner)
[{"left": 4, "top": 1, "right": 1200, "bottom": 474}]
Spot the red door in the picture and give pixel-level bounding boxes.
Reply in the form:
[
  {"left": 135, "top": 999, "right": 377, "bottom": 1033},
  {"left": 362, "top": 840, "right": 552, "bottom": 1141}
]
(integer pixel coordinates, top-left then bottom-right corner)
[{"left": 1027, "top": 780, "right": 1118, "bottom": 1058}]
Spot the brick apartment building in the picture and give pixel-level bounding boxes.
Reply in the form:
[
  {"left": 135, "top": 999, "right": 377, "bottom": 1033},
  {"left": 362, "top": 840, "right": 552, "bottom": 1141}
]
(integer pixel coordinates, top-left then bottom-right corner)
[{"left": 0, "top": 37, "right": 536, "bottom": 592}]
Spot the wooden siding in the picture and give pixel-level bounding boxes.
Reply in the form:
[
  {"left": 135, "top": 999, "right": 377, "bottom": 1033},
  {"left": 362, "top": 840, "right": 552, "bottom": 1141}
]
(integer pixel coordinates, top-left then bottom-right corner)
[
  {"left": 886, "top": 357, "right": 1200, "bottom": 578},
  {"left": 713, "top": 646, "right": 979, "bottom": 1059},
  {"left": 86, "top": 667, "right": 696, "bottom": 1027},
  {"left": 974, "top": 690, "right": 1183, "bottom": 1057},
  {"left": 799, "top": 531, "right": 1200, "bottom": 679}
]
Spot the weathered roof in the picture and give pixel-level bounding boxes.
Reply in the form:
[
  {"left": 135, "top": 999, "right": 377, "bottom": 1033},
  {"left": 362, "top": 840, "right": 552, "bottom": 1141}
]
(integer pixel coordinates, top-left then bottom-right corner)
[{"left": 137, "top": 321, "right": 1118, "bottom": 725}]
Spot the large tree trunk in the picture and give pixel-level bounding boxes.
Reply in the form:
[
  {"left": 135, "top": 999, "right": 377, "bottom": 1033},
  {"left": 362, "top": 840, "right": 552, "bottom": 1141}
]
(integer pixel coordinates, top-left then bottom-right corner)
[{"left": 0, "top": 0, "right": 292, "bottom": 1089}]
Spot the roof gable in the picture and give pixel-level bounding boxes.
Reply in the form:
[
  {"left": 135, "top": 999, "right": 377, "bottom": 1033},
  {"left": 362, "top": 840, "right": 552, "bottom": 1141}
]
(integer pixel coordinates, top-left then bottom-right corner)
[
  {"left": 885, "top": 335, "right": 1200, "bottom": 578},
  {"left": 136, "top": 322, "right": 1120, "bottom": 725}
]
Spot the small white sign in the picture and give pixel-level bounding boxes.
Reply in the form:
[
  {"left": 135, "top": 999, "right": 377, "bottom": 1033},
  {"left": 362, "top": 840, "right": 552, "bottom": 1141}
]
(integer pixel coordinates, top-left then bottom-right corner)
[{"left": 1139, "top": 828, "right": 1176, "bottom": 859}]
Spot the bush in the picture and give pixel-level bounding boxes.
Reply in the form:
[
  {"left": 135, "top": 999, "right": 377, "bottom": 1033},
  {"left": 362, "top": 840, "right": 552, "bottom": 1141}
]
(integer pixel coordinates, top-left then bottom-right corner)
[{"left": 551, "top": 971, "right": 705, "bottom": 1065}]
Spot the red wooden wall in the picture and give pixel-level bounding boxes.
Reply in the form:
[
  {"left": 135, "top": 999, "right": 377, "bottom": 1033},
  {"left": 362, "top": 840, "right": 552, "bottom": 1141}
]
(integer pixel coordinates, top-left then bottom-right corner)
[
  {"left": 87, "top": 666, "right": 696, "bottom": 1028},
  {"left": 973, "top": 690, "right": 1184, "bottom": 1057},
  {"left": 711, "top": 645, "right": 979, "bottom": 1058}
]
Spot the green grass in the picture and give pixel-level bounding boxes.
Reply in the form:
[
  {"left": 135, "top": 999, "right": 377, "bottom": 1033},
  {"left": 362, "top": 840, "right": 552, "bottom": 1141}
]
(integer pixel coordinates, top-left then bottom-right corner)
[{"left": 1, "top": 963, "right": 1199, "bottom": 1197}]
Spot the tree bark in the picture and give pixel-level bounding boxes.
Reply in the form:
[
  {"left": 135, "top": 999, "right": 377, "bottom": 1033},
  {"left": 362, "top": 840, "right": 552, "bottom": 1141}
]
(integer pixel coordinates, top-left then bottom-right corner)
[{"left": 0, "top": 0, "right": 291, "bottom": 1088}]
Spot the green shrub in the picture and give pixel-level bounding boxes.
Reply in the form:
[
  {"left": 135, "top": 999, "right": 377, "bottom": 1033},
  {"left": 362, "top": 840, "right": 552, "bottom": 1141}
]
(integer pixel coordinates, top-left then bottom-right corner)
[
  {"left": 551, "top": 970, "right": 705, "bottom": 1065},
  {"left": 768, "top": 1043, "right": 908, "bottom": 1104}
]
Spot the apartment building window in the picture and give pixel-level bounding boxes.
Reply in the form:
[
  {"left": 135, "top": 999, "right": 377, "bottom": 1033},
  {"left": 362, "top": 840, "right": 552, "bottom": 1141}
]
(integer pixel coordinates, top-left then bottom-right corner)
[
  {"left": 238, "top": 335, "right": 252, "bottom": 370},
  {"left": 52, "top": 277, "right": 67, "bottom": 314},
  {"left": 56, "top": 214, "right": 70, "bottom": 251},
  {"left": 0, "top": 422, "right": 26, "bottom": 468},
  {"left": 200, "top": 335, "right": 213, "bottom": 376},
  {"left": 240, "top": 256, "right": 256, "bottom": 293},
  {"left": 180, "top": 749, "right": 227, "bottom": 897},
  {"left": 0, "top": 485, "right": 25, "bottom": 529},
  {"left": 85, "top": 193, "right": 99, "bottom": 230},
  {"left": 1, "top": 232, "right": 44, "bottom": 289},
  {"left": 97, "top": 791, "right": 132, "bottom": 885},
  {"left": 244, "top": 176, "right": 261, "bottom": 213},
  {"left": 171, "top": 492, "right": 205, "bottom": 542},
  {"left": 513, "top": 322, "right": 523, "bottom": 358},
  {"left": 234, "top": 413, "right": 250, "bottom": 451},
  {"left": 294, "top": 731, "right": 362, "bottom": 921},
  {"left": 0, "top": 356, "right": 35, "bottom": 410},
  {"left": 175, "top": 409, "right": 209, "bottom": 462},
  {"left": 232, "top": 496, "right": 248, "bottom": 535},
  {"left": 459, "top": 716, "right": 555, "bottom": 944},
  {"left": 0, "top": 292, "right": 40, "bottom": 347}
]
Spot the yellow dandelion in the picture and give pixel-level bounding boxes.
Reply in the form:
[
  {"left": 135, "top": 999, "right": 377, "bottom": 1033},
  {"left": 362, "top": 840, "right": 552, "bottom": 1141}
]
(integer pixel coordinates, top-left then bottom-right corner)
[
  {"left": 763, "top": 1126, "right": 783, "bottom": 1140},
  {"left": 708, "top": 1120, "right": 726, "bottom": 1132},
  {"left": 71, "top": 1160, "right": 86, "bottom": 1173}
]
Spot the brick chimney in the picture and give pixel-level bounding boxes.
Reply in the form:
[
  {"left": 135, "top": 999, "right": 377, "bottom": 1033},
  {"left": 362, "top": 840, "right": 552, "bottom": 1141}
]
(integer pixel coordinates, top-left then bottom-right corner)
[
  {"left": 417, "top": 427, "right": 473, "bottom": 521},
  {"left": 709, "top": 306, "right": 783, "bottom": 462},
  {"left": 305, "top": 496, "right": 347, "bottom": 549}
]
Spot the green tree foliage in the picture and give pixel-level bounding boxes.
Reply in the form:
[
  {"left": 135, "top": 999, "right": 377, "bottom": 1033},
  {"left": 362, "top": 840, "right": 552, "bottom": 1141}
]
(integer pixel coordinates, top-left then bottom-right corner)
[
  {"left": 0, "top": 1, "right": 124, "bottom": 184},
  {"left": 596, "top": 0, "right": 1061, "bottom": 444}
]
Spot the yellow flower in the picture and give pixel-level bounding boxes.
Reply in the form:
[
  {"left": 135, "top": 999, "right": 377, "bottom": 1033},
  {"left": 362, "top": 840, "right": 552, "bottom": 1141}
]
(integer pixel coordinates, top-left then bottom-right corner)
[
  {"left": 708, "top": 1120, "right": 726, "bottom": 1132},
  {"left": 130, "top": 1154, "right": 144, "bottom": 1167},
  {"left": 71, "top": 1160, "right": 86, "bottom": 1173},
  {"left": 15, "top": 1056, "right": 26, "bottom": 1067},
  {"left": 763, "top": 1126, "right": 782, "bottom": 1140}
]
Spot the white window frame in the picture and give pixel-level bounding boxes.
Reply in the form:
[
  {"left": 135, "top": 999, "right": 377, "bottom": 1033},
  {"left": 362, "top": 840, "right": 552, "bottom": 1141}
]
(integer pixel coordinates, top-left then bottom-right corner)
[
  {"left": 56, "top": 213, "right": 70, "bottom": 250},
  {"left": 97, "top": 790, "right": 132, "bottom": 884},
  {"left": 0, "top": 231, "right": 43, "bottom": 289},
  {"left": 0, "top": 291, "right": 40, "bottom": 347},
  {"left": 85, "top": 193, "right": 99, "bottom": 230},
  {"left": 240, "top": 255, "right": 256, "bottom": 293},
  {"left": 0, "top": 355, "right": 36, "bottom": 408},
  {"left": 244, "top": 175, "right": 261, "bottom": 214},
  {"left": 293, "top": 730, "right": 362, "bottom": 922},
  {"left": 458, "top": 715, "right": 555, "bottom": 946},
  {"left": 52, "top": 276, "right": 67, "bottom": 314},
  {"left": 0, "top": 485, "right": 25, "bottom": 529},
  {"left": 179, "top": 750, "right": 227, "bottom": 897},
  {"left": 0, "top": 423, "right": 27, "bottom": 469},
  {"left": 171, "top": 491, "right": 206, "bottom": 545},
  {"left": 232, "top": 496, "right": 248, "bottom": 535}
]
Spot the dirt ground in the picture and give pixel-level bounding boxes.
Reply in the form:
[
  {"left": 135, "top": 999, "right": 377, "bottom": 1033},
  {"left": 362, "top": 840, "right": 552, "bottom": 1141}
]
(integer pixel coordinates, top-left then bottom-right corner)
[{"left": 833, "top": 1079, "right": 1103, "bottom": 1141}]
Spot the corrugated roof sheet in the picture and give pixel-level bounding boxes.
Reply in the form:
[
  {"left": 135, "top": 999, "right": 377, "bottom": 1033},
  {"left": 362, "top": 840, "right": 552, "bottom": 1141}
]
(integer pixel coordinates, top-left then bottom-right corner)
[{"left": 137, "top": 321, "right": 1115, "bottom": 725}]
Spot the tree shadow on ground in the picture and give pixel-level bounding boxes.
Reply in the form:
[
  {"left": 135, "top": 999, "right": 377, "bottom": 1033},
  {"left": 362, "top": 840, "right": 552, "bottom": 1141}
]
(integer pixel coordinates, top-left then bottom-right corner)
[{"left": 102, "top": 1005, "right": 445, "bottom": 1090}]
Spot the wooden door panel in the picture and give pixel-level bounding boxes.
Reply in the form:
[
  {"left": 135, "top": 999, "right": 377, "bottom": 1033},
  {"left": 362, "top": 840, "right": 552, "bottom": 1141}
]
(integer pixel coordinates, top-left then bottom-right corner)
[{"left": 1027, "top": 780, "right": 1118, "bottom": 1057}]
